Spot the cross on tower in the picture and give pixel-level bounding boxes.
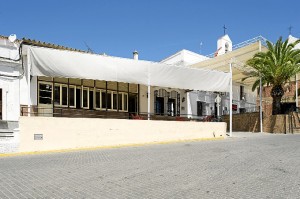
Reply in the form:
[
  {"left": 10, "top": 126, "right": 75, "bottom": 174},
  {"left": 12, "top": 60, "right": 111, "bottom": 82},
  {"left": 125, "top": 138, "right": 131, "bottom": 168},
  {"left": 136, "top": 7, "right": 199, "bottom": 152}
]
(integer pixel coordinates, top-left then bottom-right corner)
[
  {"left": 223, "top": 25, "right": 227, "bottom": 35},
  {"left": 288, "top": 25, "right": 293, "bottom": 35}
]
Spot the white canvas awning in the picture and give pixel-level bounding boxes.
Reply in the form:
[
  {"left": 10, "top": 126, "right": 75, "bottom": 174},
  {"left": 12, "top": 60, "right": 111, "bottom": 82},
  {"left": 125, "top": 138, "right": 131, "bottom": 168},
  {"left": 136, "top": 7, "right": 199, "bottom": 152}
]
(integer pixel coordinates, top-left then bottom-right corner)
[{"left": 28, "top": 46, "right": 230, "bottom": 92}]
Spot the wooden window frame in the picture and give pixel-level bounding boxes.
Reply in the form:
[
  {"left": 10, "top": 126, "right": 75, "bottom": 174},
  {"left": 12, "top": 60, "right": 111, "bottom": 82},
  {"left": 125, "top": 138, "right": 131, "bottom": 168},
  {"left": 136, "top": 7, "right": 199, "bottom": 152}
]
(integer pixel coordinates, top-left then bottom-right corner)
[
  {"left": 38, "top": 81, "right": 53, "bottom": 105},
  {"left": 81, "top": 87, "right": 89, "bottom": 109},
  {"left": 54, "top": 83, "right": 69, "bottom": 107},
  {"left": 69, "top": 85, "right": 76, "bottom": 108}
]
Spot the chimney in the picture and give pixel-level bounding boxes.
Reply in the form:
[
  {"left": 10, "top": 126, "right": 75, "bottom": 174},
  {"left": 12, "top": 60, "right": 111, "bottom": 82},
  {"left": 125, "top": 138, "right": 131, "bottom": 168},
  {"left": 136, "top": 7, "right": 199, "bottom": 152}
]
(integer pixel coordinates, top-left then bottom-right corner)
[{"left": 133, "top": 50, "right": 138, "bottom": 60}]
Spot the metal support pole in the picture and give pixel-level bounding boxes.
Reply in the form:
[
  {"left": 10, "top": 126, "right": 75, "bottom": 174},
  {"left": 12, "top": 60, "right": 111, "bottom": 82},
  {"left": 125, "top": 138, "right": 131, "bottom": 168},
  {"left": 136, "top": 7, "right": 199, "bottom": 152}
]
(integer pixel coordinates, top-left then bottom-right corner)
[
  {"left": 258, "top": 40, "right": 263, "bottom": 133},
  {"left": 260, "top": 77, "right": 263, "bottom": 133},
  {"left": 296, "top": 74, "right": 298, "bottom": 110},
  {"left": 229, "top": 62, "right": 233, "bottom": 137},
  {"left": 27, "top": 50, "right": 31, "bottom": 117},
  {"left": 147, "top": 85, "right": 150, "bottom": 120}
]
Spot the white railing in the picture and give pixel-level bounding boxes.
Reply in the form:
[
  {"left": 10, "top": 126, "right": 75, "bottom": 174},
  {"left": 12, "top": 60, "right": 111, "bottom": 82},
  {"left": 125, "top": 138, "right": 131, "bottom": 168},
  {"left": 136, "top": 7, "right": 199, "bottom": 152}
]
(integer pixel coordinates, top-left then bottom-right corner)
[{"left": 206, "top": 36, "right": 268, "bottom": 58}]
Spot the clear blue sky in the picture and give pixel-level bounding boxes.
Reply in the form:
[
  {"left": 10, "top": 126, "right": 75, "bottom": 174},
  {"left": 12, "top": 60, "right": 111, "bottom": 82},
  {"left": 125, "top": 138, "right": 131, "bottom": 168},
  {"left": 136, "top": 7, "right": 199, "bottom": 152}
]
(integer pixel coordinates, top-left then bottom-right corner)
[{"left": 1, "top": 0, "right": 299, "bottom": 61}]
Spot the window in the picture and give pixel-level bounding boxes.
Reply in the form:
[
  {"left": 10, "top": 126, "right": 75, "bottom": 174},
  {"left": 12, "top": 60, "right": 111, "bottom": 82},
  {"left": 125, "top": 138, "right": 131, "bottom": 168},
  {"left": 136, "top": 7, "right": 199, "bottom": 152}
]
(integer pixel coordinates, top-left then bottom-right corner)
[
  {"left": 95, "top": 90, "right": 101, "bottom": 109},
  {"left": 62, "top": 86, "right": 68, "bottom": 106},
  {"left": 69, "top": 86, "right": 76, "bottom": 108},
  {"left": 117, "top": 93, "right": 128, "bottom": 111},
  {"left": 107, "top": 91, "right": 112, "bottom": 109},
  {"left": 124, "top": 93, "right": 128, "bottom": 111},
  {"left": 54, "top": 84, "right": 68, "bottom": 107},
  {"left": 82, "top": 87, "right": 89, "bottom": 109},
  {"left": 54, "top": 85, "right": 60, "bottom": 106},
  {"left": 39, "top": 82, "right": 52, "bottom": 104},
  {"left": 113, "top": 92, "right": 118, "bottom": 110},
  {"left": 240, "top": 86, "right": 245, "bottom": 100},
  {"left": 102, "top": 91, "right": 107, "bottom": 109},
  {"left": 118, "top": 93, "right": 122, "bottom": 110},
  {"left": 225, "top": 42, "right": 229, "bottom": 53}
]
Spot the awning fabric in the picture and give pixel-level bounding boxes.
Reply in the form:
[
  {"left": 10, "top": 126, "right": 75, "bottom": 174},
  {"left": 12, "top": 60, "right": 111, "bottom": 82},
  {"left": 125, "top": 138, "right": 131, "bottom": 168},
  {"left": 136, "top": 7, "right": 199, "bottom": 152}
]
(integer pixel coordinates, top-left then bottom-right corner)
[{"left": 28, "top": 46, "right": 230, "bottom": 92}]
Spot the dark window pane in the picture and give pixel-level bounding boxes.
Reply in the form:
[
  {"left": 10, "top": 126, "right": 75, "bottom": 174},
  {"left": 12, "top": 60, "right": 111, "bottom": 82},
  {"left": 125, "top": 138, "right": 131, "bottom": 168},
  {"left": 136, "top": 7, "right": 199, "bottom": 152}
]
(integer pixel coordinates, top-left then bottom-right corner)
[
  {"left": 54, "top": 86, "right": 60, "bottom": 106},
  {"left": 113, "top": 93, "right": 117, "bottom": 110},
  {"left": 107, "top": 92, "right": 112, "bottom": 109},
  {"left": 124, "top": 94, "right": 128, "bottom": 111},
  {"left": 96, "top": 91, "right": 100, "bottom": 108},
  {"left": 62, "top": 86, "right": 68, "bottom": 106},
  {"left": 102, "top": 92, "right": 107, "bottom": 109},
  {"left": 118, "top": 94, "right": 122, "bottom": 110},
  {"left": 39, "top": 83, "right": 52, "bottom": 104},
  {"left": 69, "top": 87, "right": 75, "bottom": 107},
  {"left": 83, "top": 89, "right": 88, "bottom": 108}
]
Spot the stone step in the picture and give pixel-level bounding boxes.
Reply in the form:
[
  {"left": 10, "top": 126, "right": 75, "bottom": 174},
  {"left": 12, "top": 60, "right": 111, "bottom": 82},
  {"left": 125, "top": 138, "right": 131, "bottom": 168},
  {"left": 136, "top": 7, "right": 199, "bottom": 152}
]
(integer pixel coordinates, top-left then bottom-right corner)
[
  {"left": 0, "top": 120, "right": 19, "bottom": 130},
  {"left": 0, "top": 129, "right": 15, "bottom": 138}
]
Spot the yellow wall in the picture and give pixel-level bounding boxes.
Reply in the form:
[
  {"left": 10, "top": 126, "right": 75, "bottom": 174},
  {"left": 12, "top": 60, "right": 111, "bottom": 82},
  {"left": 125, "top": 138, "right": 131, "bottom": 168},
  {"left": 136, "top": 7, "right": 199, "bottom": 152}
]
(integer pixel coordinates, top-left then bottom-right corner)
[{"left": 19, "top": 116, "right": 226, "bottom": 152}]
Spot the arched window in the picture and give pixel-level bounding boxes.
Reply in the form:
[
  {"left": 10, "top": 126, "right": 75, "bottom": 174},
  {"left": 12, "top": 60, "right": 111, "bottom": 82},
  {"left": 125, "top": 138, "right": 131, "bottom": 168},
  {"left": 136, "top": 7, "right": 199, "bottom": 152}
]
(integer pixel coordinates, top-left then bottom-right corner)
[{"left": 225, "top": 42, "right": 229, "bottom": 53}]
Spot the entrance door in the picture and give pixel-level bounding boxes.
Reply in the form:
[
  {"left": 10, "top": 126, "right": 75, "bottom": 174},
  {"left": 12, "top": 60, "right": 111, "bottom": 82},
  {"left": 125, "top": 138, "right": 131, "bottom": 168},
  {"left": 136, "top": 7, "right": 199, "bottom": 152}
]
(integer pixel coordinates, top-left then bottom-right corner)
[
  {"left": 156, "top": 97, "right": 164, "bottom": 115},
  {"left": 197, "top": 101, "right": 203, "bottom": 116},
  {"left": 168, "top": 98, "right": 176, "bottom": 116},
  {"left": 128, "top": 93, "right": 138, "bottom": 114}
]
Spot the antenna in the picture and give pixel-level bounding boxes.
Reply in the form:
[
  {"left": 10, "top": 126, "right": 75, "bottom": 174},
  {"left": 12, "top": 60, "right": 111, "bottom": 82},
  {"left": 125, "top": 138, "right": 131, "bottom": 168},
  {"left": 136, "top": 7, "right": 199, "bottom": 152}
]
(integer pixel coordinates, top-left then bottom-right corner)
[
  {"left": 84, "top": 41, "right": 94, "bottom": 53},
  {"left": 8, "top": 34, "right": 17, "bottom": 43}
]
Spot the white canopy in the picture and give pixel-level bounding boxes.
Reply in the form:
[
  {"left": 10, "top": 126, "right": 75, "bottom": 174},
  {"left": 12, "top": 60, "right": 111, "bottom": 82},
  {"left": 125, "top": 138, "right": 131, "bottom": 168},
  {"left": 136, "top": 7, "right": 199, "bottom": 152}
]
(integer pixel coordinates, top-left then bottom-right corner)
[{"left": 28, "top": 46, "right": 230, "bottom": 92}]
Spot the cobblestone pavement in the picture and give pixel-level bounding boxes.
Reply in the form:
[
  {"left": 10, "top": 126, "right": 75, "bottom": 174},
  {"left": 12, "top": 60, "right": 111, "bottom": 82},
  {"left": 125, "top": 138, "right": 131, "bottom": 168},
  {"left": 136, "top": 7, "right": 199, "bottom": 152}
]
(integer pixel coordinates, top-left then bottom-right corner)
[{"left": 0, "top": 132, "right": 299, "bottom": 199}]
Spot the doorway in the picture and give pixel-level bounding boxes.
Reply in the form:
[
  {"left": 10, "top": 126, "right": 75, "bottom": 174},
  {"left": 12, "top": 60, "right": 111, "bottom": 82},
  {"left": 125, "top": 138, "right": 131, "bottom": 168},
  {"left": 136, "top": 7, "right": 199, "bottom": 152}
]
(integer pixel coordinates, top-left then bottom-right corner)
[
  {"left": 168, "top": 98, "right": 176, "bottom": 116},
  {"left": 128, "top": 93, "right": 138, "bottom": 114},
  {"left": 197, "top": 101, "right": 203, "bottom": 116},
  {"left": 156, "top": 97, "right": 164, "bottom": 115}
]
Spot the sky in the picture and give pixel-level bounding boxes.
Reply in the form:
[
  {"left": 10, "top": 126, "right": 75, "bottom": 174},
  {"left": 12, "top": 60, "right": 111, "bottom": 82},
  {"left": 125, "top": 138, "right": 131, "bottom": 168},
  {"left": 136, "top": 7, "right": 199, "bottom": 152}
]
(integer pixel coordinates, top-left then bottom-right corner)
[{"left": 1, "top": 0, "right": 299, "bottom": 61}]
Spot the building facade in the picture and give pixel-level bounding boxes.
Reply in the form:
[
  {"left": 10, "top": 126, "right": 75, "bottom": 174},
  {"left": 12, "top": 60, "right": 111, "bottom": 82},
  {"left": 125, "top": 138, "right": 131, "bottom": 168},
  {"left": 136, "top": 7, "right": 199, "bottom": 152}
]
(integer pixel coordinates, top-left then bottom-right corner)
[{"left": 161, "top": 35, "right": 258, "bottom": 119}]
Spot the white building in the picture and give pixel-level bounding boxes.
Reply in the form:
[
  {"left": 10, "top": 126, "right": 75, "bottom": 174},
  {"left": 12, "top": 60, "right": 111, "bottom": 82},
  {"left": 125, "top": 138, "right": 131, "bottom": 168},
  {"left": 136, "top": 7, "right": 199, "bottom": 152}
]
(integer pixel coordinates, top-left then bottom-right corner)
[
  {"left": 161, "top": 34, "right": 258, "bottom": 119},
  {"left": 0, "top": 35, "right": 22, "bottom": 152},
  {"left": 0, "top": 34, "right": 232, "bottom": 153}
]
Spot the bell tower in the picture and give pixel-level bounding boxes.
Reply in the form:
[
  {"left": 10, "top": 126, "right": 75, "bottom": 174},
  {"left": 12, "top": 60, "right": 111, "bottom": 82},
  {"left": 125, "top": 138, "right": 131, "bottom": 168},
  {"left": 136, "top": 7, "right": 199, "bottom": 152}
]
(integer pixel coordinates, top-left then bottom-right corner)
[{"left": 215, "top": 26, "right": 232, "bottom": 56}]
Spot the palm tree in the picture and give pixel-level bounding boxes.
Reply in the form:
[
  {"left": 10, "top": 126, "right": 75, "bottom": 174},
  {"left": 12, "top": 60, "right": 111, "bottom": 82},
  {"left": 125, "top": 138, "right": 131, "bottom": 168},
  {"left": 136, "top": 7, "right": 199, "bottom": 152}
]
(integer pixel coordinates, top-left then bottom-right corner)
[{"left": 245, "top": 37, "right": 300, "bottom": 115}]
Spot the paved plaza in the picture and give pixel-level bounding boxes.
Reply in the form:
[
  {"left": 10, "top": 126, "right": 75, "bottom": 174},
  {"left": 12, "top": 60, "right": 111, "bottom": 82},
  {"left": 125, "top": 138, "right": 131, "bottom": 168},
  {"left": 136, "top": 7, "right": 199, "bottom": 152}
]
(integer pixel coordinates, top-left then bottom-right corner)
[{"left": 0, "top": 132, "right": 299, "bottom": 198}]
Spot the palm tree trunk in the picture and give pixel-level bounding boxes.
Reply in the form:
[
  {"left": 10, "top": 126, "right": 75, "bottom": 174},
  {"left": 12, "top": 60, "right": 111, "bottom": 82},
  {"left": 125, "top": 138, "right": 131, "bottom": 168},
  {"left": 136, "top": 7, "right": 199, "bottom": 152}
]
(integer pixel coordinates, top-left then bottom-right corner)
[
  {"left": 271, "top": 85, "right": 284, "bottom": 115},
  {"left": 272, "top": 95, "right": 282, "bottom": 115}
]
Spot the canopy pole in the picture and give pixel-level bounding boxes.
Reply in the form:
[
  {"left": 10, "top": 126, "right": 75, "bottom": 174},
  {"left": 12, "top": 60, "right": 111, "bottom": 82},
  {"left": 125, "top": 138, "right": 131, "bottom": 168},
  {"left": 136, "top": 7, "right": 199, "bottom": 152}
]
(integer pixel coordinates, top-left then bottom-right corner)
[
  {"left": 258, "top": 40, "right": 263, "bottom": 133},
  {"left": 296, "top": 74, "right": 298, "bottom": 111},
  {"left": 147, "top": 85, "right": 150, "bottom": 120},
  {"left": 260, "top": 77, "right": 263, "bottom": 133},
  {"left": 27, "top": 50, "right": 31, "bottom": 117},
  {"left": 229, "top": 62, "right": 233, "bottom": 137}
]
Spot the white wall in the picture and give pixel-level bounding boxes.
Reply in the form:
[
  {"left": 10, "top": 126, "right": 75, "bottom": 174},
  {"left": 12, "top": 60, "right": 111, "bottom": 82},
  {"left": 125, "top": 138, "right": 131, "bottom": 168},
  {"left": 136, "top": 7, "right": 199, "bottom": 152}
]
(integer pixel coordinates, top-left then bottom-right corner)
[
  {"left": 0, "top": 37, "right": 21, "bottom": 121},
  {"left": 19, "top": 55, "right": 29, "bottom": 105},
  {"left": 19, "top": 117, "right": 226, "bottom": 153},
  {"left": 0, "top": 38, "right": 19, "bottom": 60},
  {"left": 188, "top": 83, "right": 257, "bottom": 117},
  {"left": 161, "top": 49, "right": 208, "bottom": 67}
]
